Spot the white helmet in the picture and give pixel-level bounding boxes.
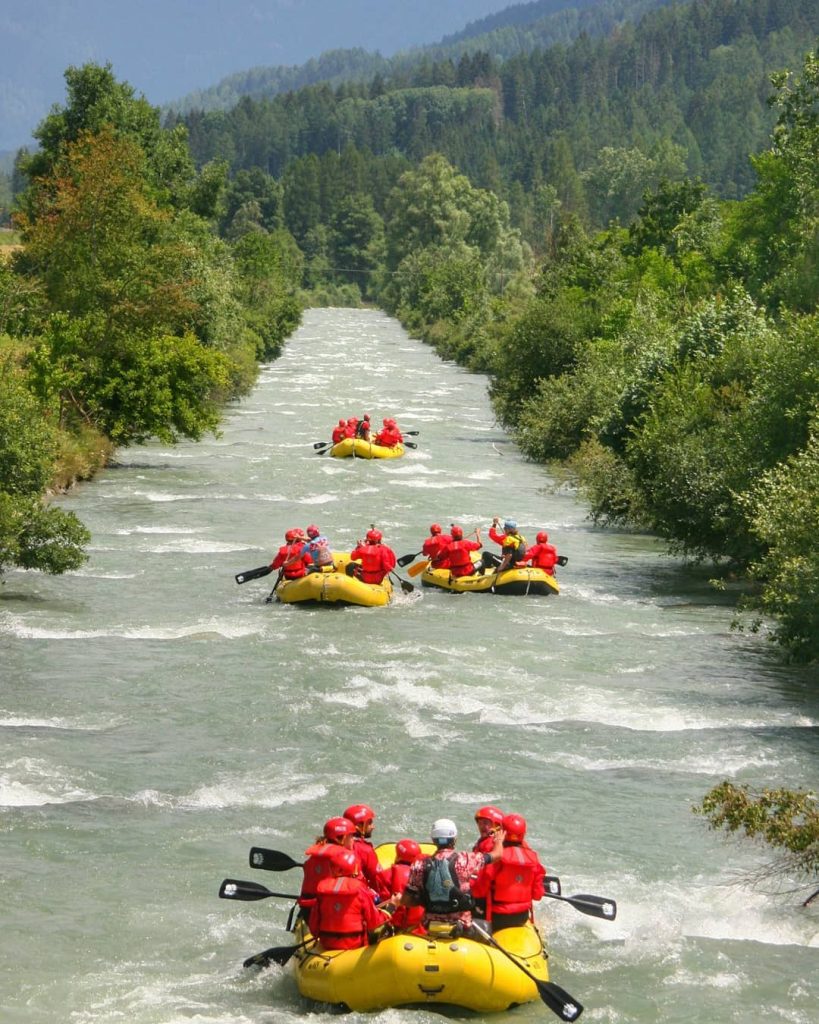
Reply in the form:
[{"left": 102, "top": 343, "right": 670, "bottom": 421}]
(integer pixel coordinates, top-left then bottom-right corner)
[{"left": 431, "top": 818, "right": 458, "bottom": 841}]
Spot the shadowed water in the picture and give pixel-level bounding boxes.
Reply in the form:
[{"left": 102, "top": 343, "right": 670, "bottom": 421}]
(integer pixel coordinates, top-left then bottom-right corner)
[{"left": 2, "top": 308, "right": 817, "bottom": 1023}]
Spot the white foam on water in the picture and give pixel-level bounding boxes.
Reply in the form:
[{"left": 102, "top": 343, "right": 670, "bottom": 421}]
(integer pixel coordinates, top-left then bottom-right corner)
[
  {"left": 65, "top": 569, "right": 140, "bottom": 579},
  {"left": 183, "top": 777, "right": 328, "bottom": 810},
  {"left": 0, "top": 757, "right": 96, "bottom": 807},
  {"left": 3, "top": 615, "right": 264, "bottom": 641},
  {"left": 143, "top": 539, "right": 255, "bottom": 554},
  {"left": 131, "top": 491, "right": 200, "bottom": 502},
  {"left": 526, "top": 747, "right": 786, "bottom": 777},
  {"left": 113, "top": 526, "right": 203, "bottom": 535},
  {"left": 0, "top": 712, "right": 113, "bottom": 731}
]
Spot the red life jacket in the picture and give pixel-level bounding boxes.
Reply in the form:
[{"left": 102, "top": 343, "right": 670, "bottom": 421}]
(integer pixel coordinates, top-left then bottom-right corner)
[
  {"left": 474, "top": 845, "right": 541, "bottom": 919},
  {"left": 313, "top": 876, "right": 369, "bottom": 949},
  {"left": 381, "top": 862, "right": 411, "bottom": 896},
  {"left": 448, "top": 539, "right": 479, "bottom": 576},
  {"left": 299, "top": 844, "right": 339, "bottom": 907},
  {"left": 332, "top": 425, "right": 347, "bottom": 443},
  {"left": 527, "top": 542, "right": 557, "bottom": 574},
  {"left": 272, "top": 542, "right": 310, "bottom": 579},
  {"left": 351, "top": 543, "right": 394, "bottom": 584},
  {"left": 423, "top": 535, "right": 451, "bottom": 568}
]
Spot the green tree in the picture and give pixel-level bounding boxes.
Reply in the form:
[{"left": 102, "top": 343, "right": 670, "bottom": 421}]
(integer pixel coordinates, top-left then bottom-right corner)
[
  {"left": 695, "top": 781, "right": 819, "bottom": 896},
  {"left": 740, "top": 428, "right": 819, "bottom": 661},
  {"left": 0, "top": 354, "right": 89, "bottom": 575}
]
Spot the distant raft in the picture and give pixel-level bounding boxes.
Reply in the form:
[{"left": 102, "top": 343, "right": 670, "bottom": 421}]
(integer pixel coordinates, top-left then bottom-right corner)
[
  {"left": 421, "top": 564, "right": 559, "bottom": 596},
  {"left": 276, "top": 553, "right": 392, "bottom": 607},
  {"left": 330, "top": 437, "right": 405, "bottom": 459}
]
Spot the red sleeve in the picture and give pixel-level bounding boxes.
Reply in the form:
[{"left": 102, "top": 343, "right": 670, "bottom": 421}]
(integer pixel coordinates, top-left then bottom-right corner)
[
  {"left": 382, "top": 547, "right": 397, "bottom": 571},
  {"left": 361, "top": 892, "right": 389, "bottom": 930},
  {"left": 488, "top": 527, "right": 505, "bottom": 547},
  {"left": 350, "top": 544, "right": 365, "bottom": 560},
  {"left": 270, "top": 547, "right": 285, "bottom": 569}
]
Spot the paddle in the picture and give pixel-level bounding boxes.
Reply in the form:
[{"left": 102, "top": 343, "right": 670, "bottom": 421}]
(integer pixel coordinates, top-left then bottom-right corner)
[
  {"left": 407, "top": 559, "right": 430, "bottom": 578},
  {"left": 404, "top": 430, "right": 420, "bottom": 436},
  {"left": 389, "top": 570, "right": 415, "bottom": 594},
  {"left": 397, "top": 550, "right": 423, "bottom": 567},
  {"left": 264, "top": 566, "right": 287, "bottom": 603},
  {"left": 243, "top": 937, "right": 315, "bottom": 969},
  {"left": 469, "top": 922, "right": 583, "bottom": 1021},
  {"left": 403, "top": 440, "right": 418, "bottom": 449},
  {"left": 543, "top": 890, "right": 617, "bottom": 921},
  {"left": 557, "top": 556, "right": 568, "bottom": 567},
  {"left": 219, "top": 878, "right": 300, "bottom": 902},
  {"left": 803, "top": 887, "right": 819, "bottom": 907},
  {"left": 235, "top": 564, "right": 273, "bottom": 585},
  {"left": 313, "top": 440, "right": 333, "bottom": 449},
  {"left": 249, "top": 847, "right": 303, "bottom": 871}
]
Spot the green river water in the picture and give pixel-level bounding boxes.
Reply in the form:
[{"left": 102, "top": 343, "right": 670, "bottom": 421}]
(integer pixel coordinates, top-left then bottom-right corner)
[{"left": 2, "top": 307, "right": 817, "bottom": 1024}]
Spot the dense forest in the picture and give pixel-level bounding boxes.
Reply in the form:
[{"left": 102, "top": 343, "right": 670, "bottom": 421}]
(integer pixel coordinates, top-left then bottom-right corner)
[{"left": 1, "top": 0, "right": 817, "bottom": 666}]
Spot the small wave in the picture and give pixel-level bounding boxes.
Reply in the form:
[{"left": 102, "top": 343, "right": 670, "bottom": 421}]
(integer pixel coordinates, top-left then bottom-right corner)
[
  {"left": 65, "top": 570, "right": 139, "bottom": 579},
  {"left": 131, "top": 491, "right": 199, "bottom": 503},
  {"left": 3, "top": 617, "right": 264, "bottom": 641},
  {"left": 112, "top": 526, "right": 202, "bottom": 536},
  {"left": 142, "top": 539, "right": 255, "bottom": 554},
  {"left": 182, "top": 777, "right": 328, "bottom": 811},
  {"left": 0, "top": 757, "right": 96, "bottom": 807}
]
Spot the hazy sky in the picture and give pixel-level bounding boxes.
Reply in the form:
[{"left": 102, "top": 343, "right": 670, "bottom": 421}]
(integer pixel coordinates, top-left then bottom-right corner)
[{"left": 0, "top": 0, "right": 519, "bottom": 150}]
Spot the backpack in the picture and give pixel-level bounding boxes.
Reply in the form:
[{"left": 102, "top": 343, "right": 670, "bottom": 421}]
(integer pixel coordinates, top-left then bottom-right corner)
[{"left": 422, "top": 854, "right": 475, "bottom": 914}]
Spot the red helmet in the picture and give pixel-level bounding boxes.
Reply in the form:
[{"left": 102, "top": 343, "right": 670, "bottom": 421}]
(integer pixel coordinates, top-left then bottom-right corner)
[
  {"left": 348, "top": 417, "right": 357, "bottom": 424},
  {"left": 536, "top": 531, "right": 549, "bottom": 543},
  {"left": 323, "top": 816, "right": 356, "bottom": 842},
  {"left": 338, "top": 419, "right": 346, "bottom": 426},
  {"left": 343, "top": 804, "right": 375, "bottom": 827},
  {"left": 450, "top": 525, "right": 463, "bottom": 540},
  {"left": 395, "top": 839, "right": 421, "bottom": 864},
  {"left": 366, "top": 529, "right": 382, "bottom": 543},
  {"left": 502, "top": 813, "right": 527, "bottom": 841},
  {"left": 363, "top": 414, "right": 370, "bottom": 421},
  {"left": 307, "top": 525, "right": 320, "bottom": 538},
  {"left": 475, "top": 806, "right": 504, "bottom": 825},
  {"left": 383, "top": 418, "right": 390, "bottom": 426},
  {"left": 429, "top": 523, "right": 442, "bottom": 535},
  {"left": 331, "top": 849, "right": 359, "bottom": 877},
  {"left": 285, "top": 529, "right": 297, "bottom": 542}
]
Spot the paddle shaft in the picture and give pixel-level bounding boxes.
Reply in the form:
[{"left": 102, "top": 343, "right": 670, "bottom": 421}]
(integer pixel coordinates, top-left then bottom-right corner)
[
  {"left": 469, "top": 922, "right": 582, "bottom": 1021},
  {"left": 243, "top": 937, "right": 313, "bottom": 969}
]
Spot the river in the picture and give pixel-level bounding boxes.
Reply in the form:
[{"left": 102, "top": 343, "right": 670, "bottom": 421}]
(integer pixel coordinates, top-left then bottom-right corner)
[{"left": 2, "top": 307, "right": 817, "bottom": 1024}]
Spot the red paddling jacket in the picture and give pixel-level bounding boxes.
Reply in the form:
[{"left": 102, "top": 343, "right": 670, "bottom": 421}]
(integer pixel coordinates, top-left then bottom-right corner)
[
  {"left": 471, "top": 843, "right": 545, "bottom": 921},
  {"left": 308, "top": 875, "right": 388, "bottom": 950}
]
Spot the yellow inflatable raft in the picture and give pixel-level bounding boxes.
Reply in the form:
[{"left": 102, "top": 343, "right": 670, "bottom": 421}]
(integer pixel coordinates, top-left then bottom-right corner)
[
  {"left": 421, "top": 564, "right": 559, "bottom": 596},
  {"left": 330, "top": 437, "right": 405, "bottom": 459},
  {"left": 292, "top": 917, "right": 549, "bottom": 1012},
  {"left": 291, "top": 841, "right": 550, "bottom": 1013},
  {"left": 275, "top": 553, "right": 392, "bottom": 607}
]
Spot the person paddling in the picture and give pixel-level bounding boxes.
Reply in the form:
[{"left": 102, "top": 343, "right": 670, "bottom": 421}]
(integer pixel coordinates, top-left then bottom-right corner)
[
  {"left": 308, "top": 849, "right": 391, "bottom": 950},
  {"left": 348, "top": 529, "right": 397, "bottom": 585},
  {"left": 422, "top": 523, "right": 452, "bottom": 569},
  {"left": 447, "top": 525, "right": 482, "bottom": 578},
  {"left": 470, "top": 813, "right": 547, "bottom": 932},
  {"left": 343, "top": 803, "right": 390, "bottom": 900},
  {"left": 481, "top": 517, "right": 527, "bottom": 574},
  {"left": 270, "top": 528, "right": 313, "bottom": 580}
]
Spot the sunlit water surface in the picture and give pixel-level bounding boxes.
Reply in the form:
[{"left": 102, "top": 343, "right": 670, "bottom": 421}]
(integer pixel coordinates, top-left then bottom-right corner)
[{"left": 2, "top": 308, "right": 817, "bottom": 1024}]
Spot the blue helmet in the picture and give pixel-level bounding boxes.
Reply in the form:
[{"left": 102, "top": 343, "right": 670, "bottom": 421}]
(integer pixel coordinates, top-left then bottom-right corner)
[{"left": 503, "top": 519, "right": 517, "bottom": 530}]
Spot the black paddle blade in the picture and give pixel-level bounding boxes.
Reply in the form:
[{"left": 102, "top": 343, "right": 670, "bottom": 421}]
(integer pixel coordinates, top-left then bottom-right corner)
[
  {"left": 397, "top": 551, "right": 422, "bottom": 567},
  {"left": 243, "top": 944, "right": 298, "bottom": 968},
  {"left": 235, "top": 565, "right": 273, "bottom": 585},
  {"left": 537, "top": 980, "right": 583, "bottom": 1021},
  {"left": 219, "top": 878, "right": 272, "bottom": 901},
  {"left": 404, "top": 430, "right": 420, "bottom": 436},
  {"left": 568, "top": 894, "right": 617, "bottom": 920},
  {"left": 313, "top": 440, "right": 332, "bottom": 449},
  {"left": 249, "top": 847, "right": 303, "bottom": 871},
  {"left": 544, "top": 875, "right": 562, "bottom": 896},
  {"left": 557, "top": 555, "right": 569, "bottom": 566},
  {"left": 404, "top": 440, "right": 417, "bottom": 449}
]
